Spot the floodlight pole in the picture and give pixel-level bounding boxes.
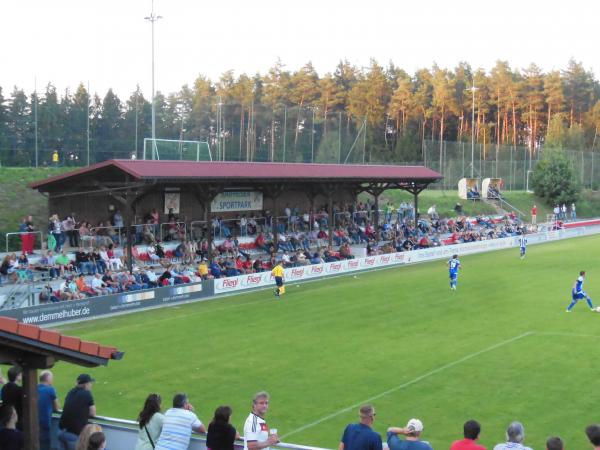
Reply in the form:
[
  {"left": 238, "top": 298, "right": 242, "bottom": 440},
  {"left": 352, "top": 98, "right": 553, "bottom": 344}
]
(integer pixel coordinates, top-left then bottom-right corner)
[
  {"left": 470, "top": 79, "right": 478, "bottom": 179},
  {"left": 145, "top": 0, "right": 162, "bottom": 160},
  {"left": 34, "top": 77, "right": 38, "bottom": 168}
]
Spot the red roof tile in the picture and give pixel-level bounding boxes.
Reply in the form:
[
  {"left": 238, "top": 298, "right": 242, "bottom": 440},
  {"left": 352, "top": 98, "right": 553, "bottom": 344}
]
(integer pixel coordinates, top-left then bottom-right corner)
[
  {"left": 0, "top": 316, "right": 121, "bottom": 363},
  {"left": 31, "top": 160, "right": 442, "bottom": 189}
]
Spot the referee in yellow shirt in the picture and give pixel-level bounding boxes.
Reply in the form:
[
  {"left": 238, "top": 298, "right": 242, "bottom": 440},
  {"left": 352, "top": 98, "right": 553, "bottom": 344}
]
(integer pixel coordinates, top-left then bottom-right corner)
[{"left": 271, "top": 261, "right": 285, "bottom": 297}]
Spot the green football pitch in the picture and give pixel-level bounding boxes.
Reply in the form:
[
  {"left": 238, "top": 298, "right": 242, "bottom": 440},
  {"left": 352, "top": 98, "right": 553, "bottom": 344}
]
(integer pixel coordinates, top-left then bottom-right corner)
[{"left": 53, "top": 235, "right": 600, "bottom": 449}]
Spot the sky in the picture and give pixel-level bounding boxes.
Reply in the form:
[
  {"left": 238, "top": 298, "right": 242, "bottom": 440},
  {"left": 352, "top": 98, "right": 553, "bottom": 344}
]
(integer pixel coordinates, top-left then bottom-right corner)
[{"left": 1, "top": 0, "right": 598, "bottom": 100}]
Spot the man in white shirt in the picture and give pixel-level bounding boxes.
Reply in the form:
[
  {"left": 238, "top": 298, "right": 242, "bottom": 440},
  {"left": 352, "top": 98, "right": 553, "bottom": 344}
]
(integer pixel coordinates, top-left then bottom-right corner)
[
  {"left": 243, "top": 392, "right": 279, "bottom": 450},
  {"left": 90, "top": 273, "right": 109, "bottom": 295},
  {"left": 156, "top": 393, "right": 205, "bottom": 450}
]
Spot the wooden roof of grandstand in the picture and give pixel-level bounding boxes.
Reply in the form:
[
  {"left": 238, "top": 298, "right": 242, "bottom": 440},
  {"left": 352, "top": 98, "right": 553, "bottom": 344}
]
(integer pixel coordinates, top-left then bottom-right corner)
[
  {"left": 31, "top": 159, "right": 442, "bottom": 191},
  {"left": 0, "top": 316, "right": 124, "bottom": 368}
]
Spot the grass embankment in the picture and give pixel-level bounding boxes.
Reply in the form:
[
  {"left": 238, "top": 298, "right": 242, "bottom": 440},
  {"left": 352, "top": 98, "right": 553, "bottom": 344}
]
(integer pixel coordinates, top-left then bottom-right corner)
[{"left": 0, "top": 167, "right": 70, "bottom": 251}]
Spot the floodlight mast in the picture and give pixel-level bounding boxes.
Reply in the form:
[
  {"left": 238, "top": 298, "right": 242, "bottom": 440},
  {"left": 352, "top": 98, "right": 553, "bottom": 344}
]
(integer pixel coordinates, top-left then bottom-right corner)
[{"left": 145, "top": 0, "right": 162, "bottom": 160}]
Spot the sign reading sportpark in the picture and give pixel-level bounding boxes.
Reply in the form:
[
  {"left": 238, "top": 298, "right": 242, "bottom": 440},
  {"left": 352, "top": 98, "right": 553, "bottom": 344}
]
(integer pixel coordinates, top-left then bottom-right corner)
[{"left": 211, "top": 191, "right": 263, "bottom": 212}]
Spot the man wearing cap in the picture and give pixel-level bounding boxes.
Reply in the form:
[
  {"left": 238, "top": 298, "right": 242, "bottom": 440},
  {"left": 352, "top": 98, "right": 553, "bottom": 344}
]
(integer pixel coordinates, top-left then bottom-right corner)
[
  {"left": 450, "top": 420, "right": 486, "bottom": 450},
  {"left": 339, "top": 404, "right": 382, "bottom": 450},
  {"left": 387, "top": 418, "right": 433, "bottom": 450},
  {"left": 57, "top": 374, "right": 96, "bottom": 450},
  {"left": 493, "top": 422, "right": 533, "bottom": 450}
]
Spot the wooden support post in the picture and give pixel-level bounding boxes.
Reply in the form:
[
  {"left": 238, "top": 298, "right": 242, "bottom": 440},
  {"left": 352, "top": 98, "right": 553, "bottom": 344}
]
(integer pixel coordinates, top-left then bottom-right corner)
[
  {"left": 373, "top": 193, "right": 380, "bottom": 242},
  {"left": 126, "top": 190, "right": 134, "bottom": 274},
  {"left": 327, "top": 192, "right": 334, "bottom": 248},
  {"left": 22, "top": 365, "right": 39, "bottom": 450},
  {"left": 414, "top": 189, "right": 419, "bottom": 227}
]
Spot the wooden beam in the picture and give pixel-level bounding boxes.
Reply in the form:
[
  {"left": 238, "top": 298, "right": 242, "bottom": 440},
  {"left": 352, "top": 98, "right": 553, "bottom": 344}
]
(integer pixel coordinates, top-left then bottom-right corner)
[{"left": 22, "top": 365, "right": 39, "bottom": 450}]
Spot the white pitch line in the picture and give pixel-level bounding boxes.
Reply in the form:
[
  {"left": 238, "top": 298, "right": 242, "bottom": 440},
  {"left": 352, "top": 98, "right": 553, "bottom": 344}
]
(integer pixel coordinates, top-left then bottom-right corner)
[
  {"left": 281, "top": 331, "right": 534, "bottom": 439},
  {"left": 533, "top": 331, "right": 600, "bottom": 339}
]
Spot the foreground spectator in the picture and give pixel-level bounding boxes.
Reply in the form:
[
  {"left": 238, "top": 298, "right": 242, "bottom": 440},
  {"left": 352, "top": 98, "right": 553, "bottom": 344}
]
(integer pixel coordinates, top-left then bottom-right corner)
[
  {"left": 339, "top": 404, "right": 382, "bottom": 450},
  {"left": 586, "top": 424, "right": 600, "bottom": 449},
  {"left": 1, "top": 366, "right": 23, "bottom": 430},
  {"left": 207, "top": 406, "right": 239, "bottom": 450},
  {"left": 493, "top": 422, "right": 532, "bottom": 450},
  {"left": 450, "top": 420, "right": 486, "bottom": 450},
  {"left": 135, "top": 393, "right": 164, "bottom": 450},
  {"left": 76, "top": 424, "right": 103, "bottom": 450},
  {"left": 87, "top": 432, "right": 106, "bottom": 450},
  {"left": 244, "top": 391, "right": 279, "bottom": 450},
  {"left": 387, "top": 418, "right": 433, "bottom": 450},
  {"left": 0, "top": 404, "right": 23, "bottom": 450},
  {"left": 38, "top": 370, "right": 60, "bottom": 450},
  {"left": 546, "top": 436, "right": 563, "bottom": 450},
  {"left": 58, "top": 374, "right": 96, "bottom": 450},
  {"left": 155, "top": 393, "right": 205, "bottom": 450}
]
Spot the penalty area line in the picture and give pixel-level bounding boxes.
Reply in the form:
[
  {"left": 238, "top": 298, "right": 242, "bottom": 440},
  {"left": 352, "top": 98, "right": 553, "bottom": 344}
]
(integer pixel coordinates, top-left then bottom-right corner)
[{"left": 281, "top": 331, "right": 534, "bottom": 440}]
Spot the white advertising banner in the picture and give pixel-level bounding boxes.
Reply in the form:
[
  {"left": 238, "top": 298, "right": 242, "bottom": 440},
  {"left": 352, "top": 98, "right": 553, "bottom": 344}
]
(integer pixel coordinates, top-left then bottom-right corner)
[
  {"left": 211, "top": 191, "right": 263, "bottom": 212},
  {"left": 213, "top": 225, "right": 600, "bottom": 295}
]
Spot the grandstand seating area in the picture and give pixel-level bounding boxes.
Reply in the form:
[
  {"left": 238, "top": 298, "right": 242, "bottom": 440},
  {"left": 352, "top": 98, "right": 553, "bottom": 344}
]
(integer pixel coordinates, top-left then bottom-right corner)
[{"left": 0, "top": 201, "right": 537, "bottom": 306}]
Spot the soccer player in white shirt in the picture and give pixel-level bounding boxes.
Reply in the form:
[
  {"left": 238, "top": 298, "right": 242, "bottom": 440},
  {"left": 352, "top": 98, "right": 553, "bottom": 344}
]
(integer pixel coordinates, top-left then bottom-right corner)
[
  {"left": 243, "top": 392, "right": 279, "bottom": 450},
  {"left": 518, "top": 235, "right": 527, "bottom": 259}
]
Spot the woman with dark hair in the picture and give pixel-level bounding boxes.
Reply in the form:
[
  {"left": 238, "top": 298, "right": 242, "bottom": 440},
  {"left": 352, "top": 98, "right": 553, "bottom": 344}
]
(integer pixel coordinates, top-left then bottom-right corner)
[
  {"left": 206, "top": 406, "right": 239, "bottom": 450},
  {"left": 87, "top": 432, "right": 106, "bottom": 450},
  {"left": 135, "top": 393, "right": 164, "bottom": 450},
  {"left": 0, "top": 404, "right": 24, "bottom": 450}
]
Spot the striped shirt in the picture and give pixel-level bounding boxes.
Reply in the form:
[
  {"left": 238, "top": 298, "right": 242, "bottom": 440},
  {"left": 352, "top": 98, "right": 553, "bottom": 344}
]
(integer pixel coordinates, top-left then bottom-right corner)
[
  {"left": 155, "top": 408, "right": 202, "bottom": 450},
  {"left": 518, "top": 236, "right": 527, "bottom": 248}
]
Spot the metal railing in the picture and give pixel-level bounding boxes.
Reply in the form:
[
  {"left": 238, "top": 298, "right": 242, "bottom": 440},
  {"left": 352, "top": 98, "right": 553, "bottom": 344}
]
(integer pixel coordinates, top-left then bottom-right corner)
[
  {"left": 5, "top": 231, "right": 43, "bottom": 253},
  {"left": 160, "top": 221, "right": 187, "bottom": 242},
  {"left": 50, "top": 413, "right": 331, "bottom": 450}
]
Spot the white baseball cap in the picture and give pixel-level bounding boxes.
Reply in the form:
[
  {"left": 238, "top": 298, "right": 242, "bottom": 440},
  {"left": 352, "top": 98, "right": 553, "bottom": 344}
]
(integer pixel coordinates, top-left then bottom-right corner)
[{"left": 406, "top": 418, "right": 423, "bottom": 433}]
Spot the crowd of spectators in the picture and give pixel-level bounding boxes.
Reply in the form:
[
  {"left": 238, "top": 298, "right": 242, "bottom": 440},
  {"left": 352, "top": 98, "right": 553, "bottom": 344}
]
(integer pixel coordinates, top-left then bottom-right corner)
[
  {"left": 3, "top": 364, "right": 600, "bottom": 450},
  {"left": 0, "top": 200, "right": 537, "bottom": 303}
]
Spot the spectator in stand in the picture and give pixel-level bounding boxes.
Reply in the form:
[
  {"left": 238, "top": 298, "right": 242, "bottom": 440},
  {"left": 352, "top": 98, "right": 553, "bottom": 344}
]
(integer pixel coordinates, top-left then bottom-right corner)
[
  {"left": 1, "top": 366, "right": 23, "bottom": 430},
  {"left": 38, "top": 370, "right": 60, "bottom": 450},
  {"left": 545, "top": 437, "right": 563, "bottom": 450},
  {"left": 90, "top": 273, "right": 110, "bottom": 295},
  {"left": 55, "top": 250, "right": 75, "bottom": 277},
  {"left": 209, "top": 260, "right": 222, "bottom": 279},
  {"left": 450, "top": 420, "right": 486, "bottom": 450},
  {"left": 19, "top": 215, "right": 35, "bottom": 255},
  {"left": 253, "top": 257, "right": 264, "bottom": 273},
  {"left": 243, "top": 391, "right": 279, "bottom": 450},
  {"left": 76, "top": 274, "right": 96, "bottom": 297},
  {"left": 58, "top": 374, "right": 96, "bottom": 450},
  {"left": 339, "top": 243, "right": 354, "bottom": 259},
  {"left": 75, "top": 424, "right": 103, "bottom": 450},
  {"left": 39, "top": 283, "right": 60, "bottom": 303},
  {"left": 63, "top": 214, "right": 78, "bottom": 248},
  {"left": 143, "top": 268, "right": 159, "bottom": 288},
  {"left": 0, "top": 404, "right": 23, "bottom": 450},
  {"left": 75, "top": 248, "right": 96, "bottom": 275},
  {"left": 207, "top": 406, "right": 240, "bottom": 450},
  {"left": 135, "top": 393, "right": 164, "bottom": 450},
  {"left": 571, "top": 203, "right": 577, "bottom": 220},
  {"left": 50, "top": 214, "right": 64, "bottom": 251},
  {"left": 493, "top": 422, "right": 532, "bottom": 450},
  {"left": 339, "top": 404, "right": 382, "bottom": 450},
  {"left": 155, "top": 393, "right": 205, "bottom": 450},
  {"left": 387, "top": 418, "right": 433, "bottom": 450},
  {"left": 531, "top": 205, "right": 537, "bottom": 225}
]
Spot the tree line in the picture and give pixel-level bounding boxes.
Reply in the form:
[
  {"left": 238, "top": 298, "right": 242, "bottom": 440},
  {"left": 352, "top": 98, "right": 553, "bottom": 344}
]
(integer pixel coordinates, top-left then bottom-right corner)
[{"left": 0, "top": 58, "right": 598, "bottom": 166}]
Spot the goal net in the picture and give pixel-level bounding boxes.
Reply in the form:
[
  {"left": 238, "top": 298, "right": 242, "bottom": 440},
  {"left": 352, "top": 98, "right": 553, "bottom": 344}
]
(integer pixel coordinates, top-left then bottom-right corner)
[{"left": 143, "top": 138, "right": 212, "bottom": 161}]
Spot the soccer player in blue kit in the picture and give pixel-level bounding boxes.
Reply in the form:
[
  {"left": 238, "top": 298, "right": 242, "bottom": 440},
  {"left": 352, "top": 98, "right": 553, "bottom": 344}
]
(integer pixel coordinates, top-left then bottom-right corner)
[
  {"left": 566, "top": 270, "right": 594, "bottom": 312},
  {"left": 448, "top": 254, "right": 461, "bottom": 290}
]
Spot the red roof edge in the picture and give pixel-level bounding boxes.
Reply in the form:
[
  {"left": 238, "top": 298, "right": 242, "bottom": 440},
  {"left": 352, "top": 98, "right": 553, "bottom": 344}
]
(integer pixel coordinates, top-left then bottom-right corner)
[
  {"left": 0, "top": 316, "right": 122, "bottom": 362},
  {"left": 29, "top": 159, "right": 141, "bottom": 189}
]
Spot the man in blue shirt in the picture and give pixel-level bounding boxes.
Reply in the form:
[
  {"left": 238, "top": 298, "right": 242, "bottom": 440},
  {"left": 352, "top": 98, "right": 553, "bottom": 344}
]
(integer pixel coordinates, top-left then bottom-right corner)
[
  {"left": 339, "top": 405, "right": 382, "bottom": 450},
  {"left": 387, "top": 418, "right": 433, "bottom": 450},
  {"left": 448, "top": 254, "right": 461, "bottom": 290},
  {"left": 38, "top": 370, "right": 60, "bottom": 450},
  {"left": 566, "top": 270, "right": 594, "bottom": 312}
]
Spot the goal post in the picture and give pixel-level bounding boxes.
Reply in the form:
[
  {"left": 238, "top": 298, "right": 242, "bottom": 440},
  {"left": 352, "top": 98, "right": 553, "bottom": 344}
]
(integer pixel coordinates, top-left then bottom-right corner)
[{"left": 143, "top": 138, "right": 213, "bottom": 161}]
